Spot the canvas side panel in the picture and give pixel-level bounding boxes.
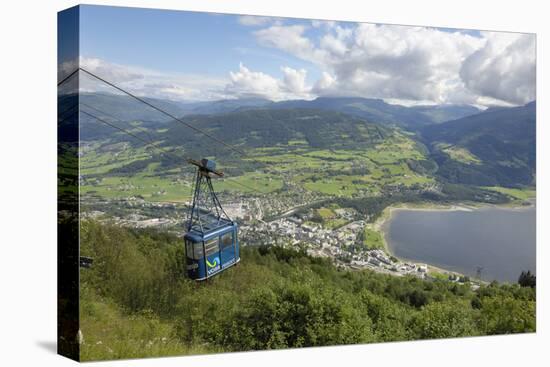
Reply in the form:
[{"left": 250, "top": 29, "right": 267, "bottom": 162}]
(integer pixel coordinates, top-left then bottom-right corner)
[{"left": 57, "top": 5, "right": 80, "bottom": 362}]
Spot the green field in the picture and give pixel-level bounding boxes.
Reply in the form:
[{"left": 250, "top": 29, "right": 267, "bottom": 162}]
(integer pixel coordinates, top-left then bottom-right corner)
[
  {"left": 361, "top": 228, "right": 384, "bottom": 250},
  {"left": 484, "top": 186, "right": 536, "bottom": 200},
  {"left": 317, "top": 207, "right": 335, "bottom": 219},
  {"left": 436, "top": 143, "right": 481, "bottom": 165},
  {"left": 216, "top": 173, "right": 284, "bottom": 194},
  {"left": 80, "top": 143, "right": 155, "bottom": 176},
  {"left": 79, "top": 123, "right": 435, "bottom": 202},
  {"left": 81, "top": 175, "right": 193, "bottom": 202}
]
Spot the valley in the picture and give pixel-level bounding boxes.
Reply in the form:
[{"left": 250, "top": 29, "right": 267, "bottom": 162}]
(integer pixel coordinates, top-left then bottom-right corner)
[{"left": 76, "top": 95, "right": 536, "bottom": 282}]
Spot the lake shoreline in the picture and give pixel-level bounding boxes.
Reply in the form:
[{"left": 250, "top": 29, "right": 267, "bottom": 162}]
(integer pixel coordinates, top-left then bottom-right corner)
[{"left": 374, "top": 199, "right": 536, "bottom": 281}]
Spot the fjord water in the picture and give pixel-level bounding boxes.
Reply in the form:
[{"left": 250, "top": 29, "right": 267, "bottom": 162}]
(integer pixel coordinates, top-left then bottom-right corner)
[{"left": 385, "top": 206, "right": 536, "bottom": 282}]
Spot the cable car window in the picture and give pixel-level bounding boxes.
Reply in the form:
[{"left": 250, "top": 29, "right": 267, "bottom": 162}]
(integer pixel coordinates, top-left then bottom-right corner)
[
  {"left": 192, "top": 242, "right": 204, "bottom": 259},
  {"left": 220, "top": 232, "right": 233, "bottom": 250},
  {"left": 205, "top": 238, "right": 219, "bottom": 256},
  {"left": 185, "top": 240, "right": 193, "bottom": 259}
]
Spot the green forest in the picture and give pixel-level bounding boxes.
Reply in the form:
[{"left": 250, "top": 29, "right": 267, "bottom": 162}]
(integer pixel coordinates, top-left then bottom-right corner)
[{"left": 79, "top": 221, "right": 536, "bottom": 361}]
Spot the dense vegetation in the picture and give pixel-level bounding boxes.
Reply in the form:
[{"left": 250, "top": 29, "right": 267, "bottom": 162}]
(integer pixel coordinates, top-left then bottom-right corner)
[
  {"left": 158, "top": 108, "right": 392, "bottom": 158},
  {"left": 79, "top": 221, "right": 536, "bottom": 361}
]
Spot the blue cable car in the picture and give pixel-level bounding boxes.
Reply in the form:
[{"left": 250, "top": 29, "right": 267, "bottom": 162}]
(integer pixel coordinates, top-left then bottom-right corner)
[{"left": 185, "top": 159, "right": 240, "bottom": 280}]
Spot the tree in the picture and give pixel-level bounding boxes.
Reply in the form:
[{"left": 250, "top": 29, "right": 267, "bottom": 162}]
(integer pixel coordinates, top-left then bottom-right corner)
[
  {"left": 360, "top": 290, "right": 412, "bottom": 342},
  {"left": 79, "top": 221, "right": 538, "bottom": 359},
  {"left": 479, "top": 297, "right": 536, "bottom": 334},
  {"left": 518, "top": 270, "right": 536, "bottom": 288},
  {"left": 225, "top": 283, "right": 374, "bottom": 350},
  {"left": 413, "top": 301, "right": 478, "bottom": 339}
]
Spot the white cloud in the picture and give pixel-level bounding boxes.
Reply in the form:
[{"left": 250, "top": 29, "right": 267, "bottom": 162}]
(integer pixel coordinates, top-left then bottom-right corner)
[
  {"left": 58, "top": 58, "right": 78, "bottom": 81},
  {"left": 460, "top": 32, "right": 536, "bottom": 105},
  {"left": 311, "top": 20, "right": 336, "bottom": 29},
  {"left": 320, "top": 34, "right": 348, "bottom": 56},
  {"left": 225, "top": 63, "right": 312, "bottom": 101},
  {"left": 66, "top": 57, "right": 313, "bottom": 102},
  {"left": 313, "top": 71, "right": 336, "bottom": 92},
  {"left": 68, "top": 23, "right": 536, "bottom": 108},
  {"left": 226, "top": 63, "right": 281, "bottom": 99},
  {"left": 58, "top": 58, "right": 80, "bottom": 93},
  {"left": 281, "top": 66, "right": 308, "bottom": 94},
  {"left": 254, "top": 25, "right": 327, "bottom": 63},
  {"left": 254, "top": 22, "right": 535, "bottom": 106},
  {"left": 80, "top": 57, "right": 144, "bottom": 84},
  {"left": 76, "top": 57, "right": 229, "bottom": 101},
  {"left": 238, "top": 15, "right": 281, "bottom": 27}
]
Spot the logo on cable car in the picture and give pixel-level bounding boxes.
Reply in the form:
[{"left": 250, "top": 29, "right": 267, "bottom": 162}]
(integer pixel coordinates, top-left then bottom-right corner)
[{"left": 206, "top": 256, "right": 221, "bottom": 275}]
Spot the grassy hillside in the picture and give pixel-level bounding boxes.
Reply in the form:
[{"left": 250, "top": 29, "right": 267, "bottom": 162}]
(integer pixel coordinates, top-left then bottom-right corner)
[
  {"left": 78, "top": 102, "right": 537, "bottom": 206},
  {"left": 422, "top": 102, "right": 536, "bottom": 186},
  {"left": 77, "top": 94, "right": 536, "bottom": 205},
  {"left": 79, "top": 221, "right": 536, "bottom": 361},
  {"left": 79, "top": 108, "right": 436, "bottom": 202}
]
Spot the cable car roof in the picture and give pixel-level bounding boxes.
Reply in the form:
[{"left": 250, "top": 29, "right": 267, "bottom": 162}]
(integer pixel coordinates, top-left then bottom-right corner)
[{"left": 185, "top": 217, "right": 236, "bottom": 241}]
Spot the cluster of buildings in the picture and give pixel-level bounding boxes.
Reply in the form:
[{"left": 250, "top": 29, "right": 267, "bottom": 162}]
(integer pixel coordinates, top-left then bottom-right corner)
[
  {"left": 241, "top": 216, "right": 353, "bottom": 249},
  {"left": 348, "top": 250, "right": 427, "bottom": 277},
  {"left": 82, "top": 194, "right": 433, "bottom": 279},
  {"left": 239, "top": 209, "right": 431, "bottom": 279}
]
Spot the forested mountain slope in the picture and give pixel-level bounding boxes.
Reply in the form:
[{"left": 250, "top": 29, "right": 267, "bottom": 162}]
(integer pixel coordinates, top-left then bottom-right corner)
[
  {"left": 79, "top": 222, "right": 536, "bottom": 361},
  {"left": 421, "top": 102, "right": 536, "bottom": 186}
]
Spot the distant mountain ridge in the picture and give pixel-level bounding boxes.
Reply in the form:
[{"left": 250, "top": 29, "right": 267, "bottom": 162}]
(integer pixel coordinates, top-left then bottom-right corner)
[
  {"left": 188, "top": 97, "right": 273, "bottom": 115},
  {"left": 267, "top": 97, "right": 481, "bottom": 127},
  {"left": 421, "top": 101, "right": 536, "bottom": 186},
  {"left": 79, "top": 92, "right": 481, "bottom": 127},
  {"left": 80, "top": 93, "right": 191, "bottom": 122}
]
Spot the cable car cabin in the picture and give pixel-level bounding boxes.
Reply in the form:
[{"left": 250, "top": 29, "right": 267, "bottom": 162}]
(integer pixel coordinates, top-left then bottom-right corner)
[
  {"left": 185, "top": 216, "right": 240, "bottom": 280},
  {"left": 185, "top": 158, "right": 240, "bottom": 280}
]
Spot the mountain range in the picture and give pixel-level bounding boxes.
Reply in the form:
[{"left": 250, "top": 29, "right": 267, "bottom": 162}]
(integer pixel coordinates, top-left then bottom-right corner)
[
  {"left": 79, "top": 93, "right": 481, "bottom": 127},
  {"left": 266, "top": 97, "right": 481, "bottom": 127},
  {"left": 75, "top": 92, "right": 536, "bottom": 187}
]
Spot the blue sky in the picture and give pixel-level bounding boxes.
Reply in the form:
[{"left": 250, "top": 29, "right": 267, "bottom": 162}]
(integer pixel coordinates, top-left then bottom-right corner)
[
  {"left": 69, "top": 4, "right": 536, "bottom": 106},
  {"left": 80, "top": 5, "right": 321, "bottom": 83}
]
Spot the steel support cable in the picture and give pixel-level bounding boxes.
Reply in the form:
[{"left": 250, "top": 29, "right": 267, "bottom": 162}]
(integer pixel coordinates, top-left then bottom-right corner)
[
  {"left": 80, "top": 109, "right": 188, "bottom": 163},
  {"left": 57, "top": 68, "right": 79, "bottom": 87},
  {"left": 79, "top": 68, "right": 269, "bottom": 194},
  {"left": 57, "top": 103, "right": 79, "bottom": 122},
  {"left": 80, "top": 101, "right": 156, "bottom": 143},
  {"left": 80, "top": 108, "right": 265, "bottom": 195},
  {"left": 79, "top": 67, "right": 248, "bottom": 156},
  {"left": 65, "top": 68, "right": 268, "bottom": 194}
]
